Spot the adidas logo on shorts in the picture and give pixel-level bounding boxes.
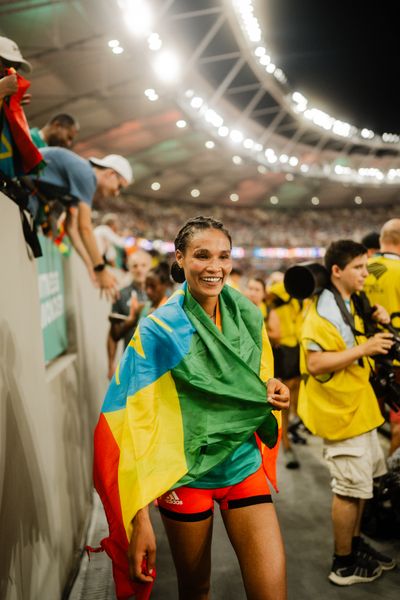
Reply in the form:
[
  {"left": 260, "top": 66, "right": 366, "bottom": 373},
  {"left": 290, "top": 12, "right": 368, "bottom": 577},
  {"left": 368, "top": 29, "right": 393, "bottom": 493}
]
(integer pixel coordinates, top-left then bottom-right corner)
[{"left": 163, "top": 491, "right": 183, "bottom": 505}]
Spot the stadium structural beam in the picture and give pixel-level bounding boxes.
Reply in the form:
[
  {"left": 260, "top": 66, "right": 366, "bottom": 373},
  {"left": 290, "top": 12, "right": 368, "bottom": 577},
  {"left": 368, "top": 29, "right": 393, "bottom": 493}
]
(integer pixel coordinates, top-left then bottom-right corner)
[
  {"left": 209, "top": 57, "right": 247, "bottom": 106},
  {"left": 182, "top": 12, "right": 227, "bottom": 74},
  {"left": 198, "top": 52, "right": 241, "bottom": 65}
]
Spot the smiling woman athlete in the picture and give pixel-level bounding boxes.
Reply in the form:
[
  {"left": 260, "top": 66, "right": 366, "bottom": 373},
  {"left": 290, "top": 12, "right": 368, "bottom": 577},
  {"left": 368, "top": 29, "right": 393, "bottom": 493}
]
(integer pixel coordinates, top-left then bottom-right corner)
[{"left": 94, "top": 216, "right": 290, "bottom": 600}]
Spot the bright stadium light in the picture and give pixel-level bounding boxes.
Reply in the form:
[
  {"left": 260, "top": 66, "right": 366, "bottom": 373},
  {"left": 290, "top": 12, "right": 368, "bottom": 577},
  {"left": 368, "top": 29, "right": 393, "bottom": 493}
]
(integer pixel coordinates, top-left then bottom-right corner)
[
  {"left": 118, "top": 0, "right": 153, "bottom": 36},
  {"left": 153, "top": 50, "right": 180, "bottom": 82},
  {"left": 191, "top": 96, "right": 204, "bottom": 109},
  {"left": 108, "top": 39, "right": 120, "bottom": 48},
  {"left": 230, "top": 193, "right": 239, "bottom": 202},
  {"left": 148, "top": 32, "right": 162, "bottom": 51},
  {"left": 232, "top": 155, "right": 243, "bottom": 165},
  {"left": 205, "top": 140, "right": 215, "bottom": 149},
  {"left": 230, "top": 130, "right": 244, "bottom": 143},
  {"left": 243, "top": 138, "right": 255, "bottom": 149},
  {"left": 354, "top": 196, "right": 363, "bottom": 204},
  {"left": 270, "top": 196, "right": 279, "bottom": 205},
  {"left": 176, "top": 119, "right": 187, "bottom": 128},
  {"left": 151, "top": 181, "right": 161, "bottom": 191},
  {"left": 311, "top": 196, "right": 320, "bottom": 205},
  {"left": 191, "top": 189, "right": 200, "bottom": 198},
  {"left": 218, "top": 126, "right": 229, "bottom": 137},
  {"left": 112, "top": 46, "right": 124, "bottom": 54}
]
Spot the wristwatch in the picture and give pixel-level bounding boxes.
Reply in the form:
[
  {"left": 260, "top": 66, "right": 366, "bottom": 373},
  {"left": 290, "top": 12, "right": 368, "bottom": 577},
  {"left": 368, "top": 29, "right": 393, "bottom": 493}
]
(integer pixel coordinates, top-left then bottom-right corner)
[{"left": 93, "top": 263, "right": 106, "bottom": 272}]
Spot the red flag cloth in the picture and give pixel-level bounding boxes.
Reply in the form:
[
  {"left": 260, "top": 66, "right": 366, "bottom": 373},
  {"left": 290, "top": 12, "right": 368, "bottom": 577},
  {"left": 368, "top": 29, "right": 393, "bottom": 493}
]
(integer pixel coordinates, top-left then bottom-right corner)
[
  {"left": 2, "top": 69, "right": 43, "bottom": 174},
  {"left": 93, "top": 413, "right": 155, "bottom": 599}
]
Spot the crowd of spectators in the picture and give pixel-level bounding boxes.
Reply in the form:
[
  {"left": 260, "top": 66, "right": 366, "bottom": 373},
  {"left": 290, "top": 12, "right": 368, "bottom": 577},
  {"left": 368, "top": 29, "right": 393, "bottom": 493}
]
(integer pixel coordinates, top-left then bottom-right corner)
[{"left": 94, "top": 194, "right": 395, "bottom": 250}]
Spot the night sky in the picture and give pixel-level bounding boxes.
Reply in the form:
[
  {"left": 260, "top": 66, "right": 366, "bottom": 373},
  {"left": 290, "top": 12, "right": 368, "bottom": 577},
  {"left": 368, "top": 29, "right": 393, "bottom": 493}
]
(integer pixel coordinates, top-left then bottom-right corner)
[{"left": 265, "top": 1, "right": 399, "bottom": 134}]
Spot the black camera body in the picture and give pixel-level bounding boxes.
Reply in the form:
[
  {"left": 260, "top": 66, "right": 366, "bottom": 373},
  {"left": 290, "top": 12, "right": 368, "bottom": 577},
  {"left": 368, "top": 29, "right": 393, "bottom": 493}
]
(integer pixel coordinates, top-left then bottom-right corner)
[{"left": 284, "top": 261, "right": 400, "bottom": 412}]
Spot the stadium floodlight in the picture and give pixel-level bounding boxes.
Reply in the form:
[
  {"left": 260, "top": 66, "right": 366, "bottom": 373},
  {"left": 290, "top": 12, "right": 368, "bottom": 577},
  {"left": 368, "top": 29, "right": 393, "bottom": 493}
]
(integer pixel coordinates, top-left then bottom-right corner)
[
  {"left": 274, "top": 68, "right": 286, "bottom": 83},
  {"left": 112, "top": 46, "right": 124, "bottom": 54},
  {"left": 259, "top": 54, "right": 271, "bottom": 66},
  {"left": 279, "top": 154, "right": 289, "bottom": 164},
  {"left": 311, "top": 197, "right": 320, "bottom": 205},
  {"left": 289, "top": 156, "right": 299, "bottom": 167},
  {"left": 354, "top": 196, "right": 363, "bottom": 204},
  {"left": 153, "top": 50, "right": 180, "bottom": 82},
  {"left": 148, "top": 33, "right": 162, "bottom": 51},
  {"left": 205, "top": 140, "right": 215, "bottom": 149},
  {"left": 266, "top": 63, "right": 276, "bottom": 74},
  {"left": 230, "top": 193, "right": 239, "bottom": 202},
  {"left": 243, "top": 138, "right": 254, "bottom": 149},
  {"left": 190, "top": 96, "right": 203, "bottom": 109},
  {"left": 218, "top": 126, "right": 229, "bottom": 137},
  {"left": 233, "top": 0, "right": 262, "bottom": 42},
  {"left": 176, "top": 120, "right": 187, "bottom": 128},
  {"left": 361, "top": 128, "right": 374, "bottom": 140},
  {"left": 332, "top": 120, "right": 352, "bottom": 137},
  {"left": 144, "top": 88, "right": 158, "bottom": 101},
  {"left": 300, "top": 164, "right": 309, "bottom": 173},
  {"left": 191, "top": 189, "right": 200, "bottom": 198},
  {"left": 265, "top": 148, "right": 277, "bottom": 164},
  {"left": 118, "top": 0, "right": 153, "bottom": 36},
  {"left": 232, "top": 155, "right": 243, "bottom": 165},
  {"left": 270, "top": 196, "right": 279, "bottom": 205},
  {"left": 230, "top": 129, "right": 244, "bottom": 143},
  {"left": 257, "top": 165, "right": 267, "bottom": 174},
  {"left": 108, "top": 39, "right": 120, "bottom": 48},
  {"left": 254, "top": 46, "right": 266, "bottom": 57},
  {"left": 151, "top": 182, "right": 161, "bottom": 190},
  {"left": 205, "top": 109, "right": 224, "bottom": 128}
]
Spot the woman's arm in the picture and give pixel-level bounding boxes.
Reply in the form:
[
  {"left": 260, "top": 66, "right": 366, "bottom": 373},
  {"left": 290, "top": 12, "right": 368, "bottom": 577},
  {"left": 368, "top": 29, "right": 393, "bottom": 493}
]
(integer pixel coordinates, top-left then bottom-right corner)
[{"left": 128, "top": 506, "right": 156, "bottom": 583}]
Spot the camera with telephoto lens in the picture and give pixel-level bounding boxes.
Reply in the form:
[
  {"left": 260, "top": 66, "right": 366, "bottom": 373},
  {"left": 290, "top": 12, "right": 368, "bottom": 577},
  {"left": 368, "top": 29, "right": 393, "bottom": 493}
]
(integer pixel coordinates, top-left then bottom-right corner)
[
  {"left": 354, "top": 293, "right": 400, "bottom": 412},
  {"left": 284, "top": 261, "right": 400, "bottom": 412}
]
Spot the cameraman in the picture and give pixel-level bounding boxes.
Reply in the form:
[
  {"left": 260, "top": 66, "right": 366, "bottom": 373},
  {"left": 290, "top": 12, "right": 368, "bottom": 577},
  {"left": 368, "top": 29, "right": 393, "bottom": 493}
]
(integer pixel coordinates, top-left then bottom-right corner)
[
  {"left": 298, "top": 240, "right": 396, "bottom": 586},
  {"left": 364, "top": 218, "right": 400, "bottom": 456}
]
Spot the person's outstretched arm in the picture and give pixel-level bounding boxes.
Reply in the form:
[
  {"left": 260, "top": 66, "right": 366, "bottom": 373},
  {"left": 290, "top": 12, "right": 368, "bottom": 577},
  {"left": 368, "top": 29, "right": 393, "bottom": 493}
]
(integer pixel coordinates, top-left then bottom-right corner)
[{"left": 128, "top": 505, "right": 156, "bottom": 583}]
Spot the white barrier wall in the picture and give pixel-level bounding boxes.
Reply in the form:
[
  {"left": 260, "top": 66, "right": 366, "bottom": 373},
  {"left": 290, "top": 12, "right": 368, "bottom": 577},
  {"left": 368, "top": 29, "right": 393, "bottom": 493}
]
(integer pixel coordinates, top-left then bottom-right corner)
[{"left": 0, "top": 193, "right": 110, "bottom": 600}]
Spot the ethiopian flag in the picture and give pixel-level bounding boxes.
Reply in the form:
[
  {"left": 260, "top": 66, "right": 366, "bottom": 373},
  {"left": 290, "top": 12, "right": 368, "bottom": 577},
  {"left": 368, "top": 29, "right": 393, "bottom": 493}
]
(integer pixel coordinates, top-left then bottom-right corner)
[{"left": 94, "top": 284, "right": 280, "bottom": 599}]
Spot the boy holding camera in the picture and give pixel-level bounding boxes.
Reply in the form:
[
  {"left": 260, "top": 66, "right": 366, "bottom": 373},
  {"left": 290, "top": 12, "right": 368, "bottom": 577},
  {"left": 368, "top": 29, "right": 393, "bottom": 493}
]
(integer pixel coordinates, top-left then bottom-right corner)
[{"left": 298, "top": 240, "right": 396, "bottom": 585}]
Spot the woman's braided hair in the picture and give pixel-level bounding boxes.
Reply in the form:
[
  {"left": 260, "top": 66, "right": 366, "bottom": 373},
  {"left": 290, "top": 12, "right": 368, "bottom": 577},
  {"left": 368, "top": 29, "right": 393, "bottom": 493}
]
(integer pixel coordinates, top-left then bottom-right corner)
[{"left": 171, "top": 216, "right": 232, "bottom": 283}]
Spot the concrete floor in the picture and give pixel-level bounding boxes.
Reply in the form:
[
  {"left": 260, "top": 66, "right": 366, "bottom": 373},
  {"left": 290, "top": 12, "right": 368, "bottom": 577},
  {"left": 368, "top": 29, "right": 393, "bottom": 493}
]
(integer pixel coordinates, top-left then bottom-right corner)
[{"left": 69, "top": 435, "right": 400, "bottom": 600}]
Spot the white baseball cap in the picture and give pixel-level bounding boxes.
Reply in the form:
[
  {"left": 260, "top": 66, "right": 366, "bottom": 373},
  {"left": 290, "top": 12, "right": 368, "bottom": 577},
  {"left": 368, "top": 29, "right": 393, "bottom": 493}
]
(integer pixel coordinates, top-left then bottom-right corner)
[
  {"left": 89, "top": 154, "right": 133, "bottom": 185},
  {"left": 0, "top": 36, "right": 32, "bottom": 72}
]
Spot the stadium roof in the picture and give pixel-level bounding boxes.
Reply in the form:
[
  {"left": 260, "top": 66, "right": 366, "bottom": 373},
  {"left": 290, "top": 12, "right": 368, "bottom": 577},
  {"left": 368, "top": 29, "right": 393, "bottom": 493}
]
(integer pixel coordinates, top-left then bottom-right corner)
[{"left": 2, "top": 0, "right": 399, "bottom": 210}]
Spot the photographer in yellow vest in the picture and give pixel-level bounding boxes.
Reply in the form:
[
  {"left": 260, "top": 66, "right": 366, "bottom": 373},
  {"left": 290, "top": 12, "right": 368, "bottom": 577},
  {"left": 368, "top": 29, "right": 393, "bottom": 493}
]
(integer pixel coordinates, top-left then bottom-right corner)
[
  {"left": 298, "top": 240, "right": 396, "bottom": 586},
  {"left": 364, "top": 218, "right": 400, "bottom": 456}
]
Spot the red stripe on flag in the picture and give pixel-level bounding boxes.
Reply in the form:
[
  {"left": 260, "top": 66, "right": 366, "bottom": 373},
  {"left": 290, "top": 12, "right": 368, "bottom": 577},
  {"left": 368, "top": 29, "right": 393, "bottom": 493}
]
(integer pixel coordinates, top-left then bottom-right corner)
[{"left": 94, "top": 414, "right": 154, "bottom": 599}]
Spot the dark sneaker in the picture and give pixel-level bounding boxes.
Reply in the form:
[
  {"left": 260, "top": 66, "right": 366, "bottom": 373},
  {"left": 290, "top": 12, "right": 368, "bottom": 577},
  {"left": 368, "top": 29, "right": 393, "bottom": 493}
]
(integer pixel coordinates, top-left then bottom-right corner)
[
  {"left": 357, "top": 537, "right": 396, "bottom": 571},
  {"left": 328, "top": 554, "right": 382, "bottom": 586},
  {"left": 283, "top": 447, "right": 300, "bottom": 469}
]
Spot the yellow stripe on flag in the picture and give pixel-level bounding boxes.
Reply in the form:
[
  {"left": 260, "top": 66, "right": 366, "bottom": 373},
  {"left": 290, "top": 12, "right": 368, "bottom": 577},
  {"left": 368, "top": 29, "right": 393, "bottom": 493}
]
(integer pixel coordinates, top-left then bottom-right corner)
[
  {"left": 148, "top": 314, "right": 173, "bottom": 332},
  {"left": 128, "top": 327, "right": 146, "bottom": 359},
  {"left": 118, "top": 371, "right": 187, "bottom": 535},
  {"left": 167, "top": 289, "right": 185, "bottom": 302}
]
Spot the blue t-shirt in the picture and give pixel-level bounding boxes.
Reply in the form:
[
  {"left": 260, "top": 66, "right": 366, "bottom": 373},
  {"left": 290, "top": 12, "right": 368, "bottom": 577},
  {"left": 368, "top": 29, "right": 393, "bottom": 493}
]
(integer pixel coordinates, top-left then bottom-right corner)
[
  {"left": 36, "top": 146, "right": 96, "bottom": 206},
  {"left": 27, "top": 146, "right": 97, "bottom": 219}
]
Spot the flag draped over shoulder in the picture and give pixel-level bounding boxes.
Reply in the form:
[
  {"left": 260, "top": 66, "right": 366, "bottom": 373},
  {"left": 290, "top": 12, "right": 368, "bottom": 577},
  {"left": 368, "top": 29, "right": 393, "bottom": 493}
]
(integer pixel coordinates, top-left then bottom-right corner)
[
  {"left": 1, "top": 69, "right": 44, "bottom": 175},
  {"left": 94, "top": 284, "right": 280, "bottom": 599}
]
